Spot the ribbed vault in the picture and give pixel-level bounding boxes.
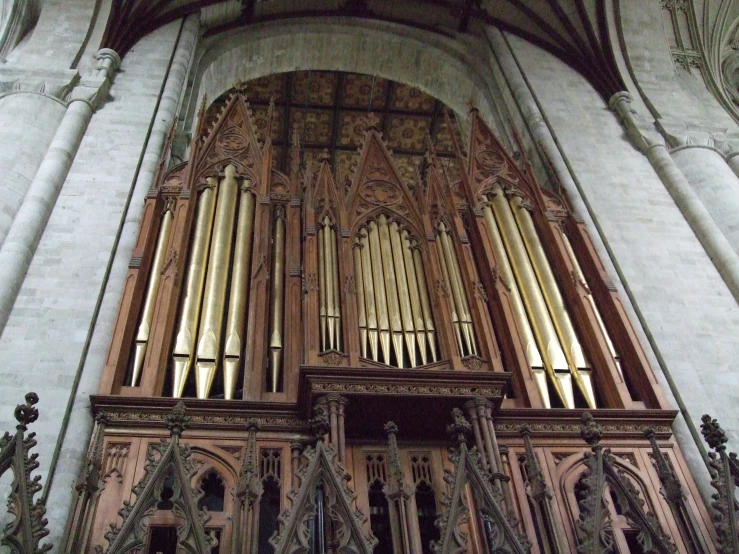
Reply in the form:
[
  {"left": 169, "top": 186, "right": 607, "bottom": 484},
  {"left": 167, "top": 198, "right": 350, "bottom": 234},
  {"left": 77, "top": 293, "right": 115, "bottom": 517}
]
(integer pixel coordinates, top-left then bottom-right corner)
[{"left": 101, "top": 0, "right": 627, "bottom": 100}]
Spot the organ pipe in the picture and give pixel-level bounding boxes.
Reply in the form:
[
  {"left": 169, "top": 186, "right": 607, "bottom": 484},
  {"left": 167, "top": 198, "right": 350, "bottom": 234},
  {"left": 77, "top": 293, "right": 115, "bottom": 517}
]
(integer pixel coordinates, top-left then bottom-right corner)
[
  {"left": 223, "top": 179, "right": 256, "bottom": 400},
  {"left": 390, "top": 221, "right": 416, "bottom": 367},
  {"left": 438, "top": 222, "right": 477, "bottom": 357},
  {"left": 401, "top": 229, "right": 427, "bottom": 365},
  {"left": 130, "top": 208, "right": 173, "bottom": 387},
  {"left": 196, "top": 165, "right": 238, "bottom": 399},
  {"left": 318, "top": 224, "right": 327, "bottom": 351},
  {"left": 490, "top": 185, "right": 573, "bottom": 408},
  {"left": 511, "top": 196, "right": 595, "bottom": 409},
  {"left": 436, "top": 223, "right": 463, "bottom": 355},
  {"left": 378, "top": 214, "right": 404, "bottom": 366},
  {"left": 172, "top": 179, "right": 217, "bottom": 398},
  {"left": 412, "top": 242, "right": 438, "bottom": 362},
  {"left": 481, "top": 204, "right": 549, "bottom": 404},
  {"left": 368, "top": 220, "right": 391, "bottom": 364},
  {"left": 269, "top": 205, "right": 286, "bottom": 393},
  {"left": 560, "top": 229, "right": 622, "bottom": 377},
  {"left": 319, "top": 216, "right": 341, "bottom": 352},
  {"left": 359, "top": 228, "right": 379, "bottom": 361},
  {"left": 354, "top": 219, "right": 436, "bottom": 368},
  {"left": 353, "top": 237, "right": 368, "bottom": 358}
]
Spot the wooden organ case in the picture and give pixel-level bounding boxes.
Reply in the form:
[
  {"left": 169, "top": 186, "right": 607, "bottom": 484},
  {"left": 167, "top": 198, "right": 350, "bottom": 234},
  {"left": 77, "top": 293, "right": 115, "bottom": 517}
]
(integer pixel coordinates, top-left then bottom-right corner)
[{"left": 63, "top": 83, "right": 718, "bottom": 554}]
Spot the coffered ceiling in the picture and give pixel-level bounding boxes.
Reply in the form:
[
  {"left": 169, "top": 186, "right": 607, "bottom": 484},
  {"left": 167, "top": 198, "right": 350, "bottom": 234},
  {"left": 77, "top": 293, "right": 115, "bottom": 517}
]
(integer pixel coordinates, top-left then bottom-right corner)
[{"left": 204, "top": 71, "right": 463, "bottom": 191}]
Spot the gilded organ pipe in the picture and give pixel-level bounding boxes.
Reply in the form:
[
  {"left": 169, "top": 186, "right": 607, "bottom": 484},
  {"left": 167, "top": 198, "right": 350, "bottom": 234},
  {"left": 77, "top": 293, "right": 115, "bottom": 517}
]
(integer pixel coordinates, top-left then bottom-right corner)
[
  {"left": 490, "top": 185, "right": 573, "bottom": 408},
  {"left": 223, "top": 179, "right": 256, "bottom": 400},
  {"left": 318, "top": 225, "right": 327, "bottom": 351},
  {"left": 196, "top": 165, "right": 238, "bottom": 400},
  {"left": 353, "top": 237, "right": 368, "bottom": 358},
  {"left": 412, "top": 241, "right": 438, "bottom": 362},
  {"left": 401, "top": 229, "right": 427, "bottom": 365},
  {"left": 511, "top": 196, "right": 595, "bottom": 409},
  {"left": 130, "top": 208, "right": 173, "bottom": 387},
  {"left": 438, "top": 222, "right": 477, "bottom": 357},
  {"left": 329, "top": 224, "right": 341, "bottom": 351},
  {"left": 319, "top": 216, "right": 341, "bottom": 352},
  {"left": 269, "top": 205, "right": 286, "bottom": 393},
  {"left": 368, "top": 221, "right": 391, "bottom": 363},
  {"left": 378, "top": 214, "right": 404, "bottom": 366},
  {"left": 436, "top": 223, "right": 463, "bottom": 355},
  {"left": 481, "top": 204, "right": 548, "bottom": 404},
  {"left": 561, "top": 229, "right": 622, "bottom": 377},
  {"left": 172, "top": 179, "right": 217, "bottom": 398},
  {"left": 360, "top": 228, "right": 379, "bottom": 360},
  {"left": 389, "top": 221, "right": 416, "bottom": 367}
]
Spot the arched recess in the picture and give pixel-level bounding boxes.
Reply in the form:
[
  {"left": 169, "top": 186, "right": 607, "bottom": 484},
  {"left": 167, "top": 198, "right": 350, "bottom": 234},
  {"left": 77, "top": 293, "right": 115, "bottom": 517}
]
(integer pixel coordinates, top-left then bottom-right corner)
[{"left": 183, "top": 18, "right": 508, "bottom": 145}]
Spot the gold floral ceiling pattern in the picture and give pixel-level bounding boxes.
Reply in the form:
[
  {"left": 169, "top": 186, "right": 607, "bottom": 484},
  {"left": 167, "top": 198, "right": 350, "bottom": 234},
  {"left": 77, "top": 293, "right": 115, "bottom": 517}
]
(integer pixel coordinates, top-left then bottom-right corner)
[{"left": 204, "top": 71, "right": 463, "bottom": 191}]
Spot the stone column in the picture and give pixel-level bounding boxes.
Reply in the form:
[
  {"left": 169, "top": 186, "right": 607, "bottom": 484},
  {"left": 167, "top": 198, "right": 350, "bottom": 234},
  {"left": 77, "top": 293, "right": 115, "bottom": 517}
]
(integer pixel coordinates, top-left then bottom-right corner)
[
  {"left": 0, "top": 49, "right": 120, "bottom": 335},
  {"left": 44, "top": 19, "right": 200, "bottom": 546},
  {"left": 671, "top": 145, "right": 739, "bottom": 255},
  {"left": 727, "top": 151, "right": 739, "bottom": 180},
  {"left": 610, "top": 93, "right": 739, "bottom": 304}
]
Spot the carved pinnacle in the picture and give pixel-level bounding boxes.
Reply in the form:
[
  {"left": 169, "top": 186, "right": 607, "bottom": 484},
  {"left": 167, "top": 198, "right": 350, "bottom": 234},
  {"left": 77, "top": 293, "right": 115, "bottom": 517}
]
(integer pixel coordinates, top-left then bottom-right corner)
[
  {"left": 701, "top": 414, "right": 728, "bottom": 451},
  {"left": 14, "top": 392, "right": 39, "bottom": 430},
  {"left": 447, "top": 407, "right": 473, "bottom": 446},
  {"left": 579, "top": 412, "right": 602, "bottom": 447},
  {"left": 166, "top": 401, "right": 190, "bottom": 437}
]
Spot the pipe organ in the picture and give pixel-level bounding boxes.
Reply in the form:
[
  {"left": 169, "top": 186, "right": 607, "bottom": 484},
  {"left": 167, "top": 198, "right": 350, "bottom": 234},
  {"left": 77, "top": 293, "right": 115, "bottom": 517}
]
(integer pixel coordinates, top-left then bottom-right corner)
[{"left": 86, "top": 77, "right": 713, "bottom": 554}]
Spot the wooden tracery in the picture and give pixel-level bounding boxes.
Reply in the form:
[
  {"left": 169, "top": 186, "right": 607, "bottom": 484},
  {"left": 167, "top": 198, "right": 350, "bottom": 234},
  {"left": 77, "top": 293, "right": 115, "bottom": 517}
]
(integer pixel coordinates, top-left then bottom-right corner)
[
  {"left": 270, "top": 439, "right": 378, "bottom": 554},
  {"left": 99, "top": 402, "right": 215, "bottom": 554}
]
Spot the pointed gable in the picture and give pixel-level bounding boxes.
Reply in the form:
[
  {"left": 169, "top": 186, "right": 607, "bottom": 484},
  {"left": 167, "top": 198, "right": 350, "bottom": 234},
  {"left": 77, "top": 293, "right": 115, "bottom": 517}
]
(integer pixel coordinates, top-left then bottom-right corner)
[
  {"left": 192, "top": 89, "right": 264, "bottom": 188},
  {"left": 270, "top": 441, "right": 377, "bottom": 554},
  {"left": 468, "top": 109, "right": 533, "bottom": 203},
  {"left": 435, "top": 410, "right": 531, "bottom": 554},
  {"left": 100, "top": 403, "right": 213, "bottom": 554},
  {"left": 424, "top": 144, "right": 458, "bottom": 229},
  {"left": 311, "top": 152, "right": 343, "bottom": 223},
  {"left": 346, "top": 120, "right": 424, "bottom": 237}
]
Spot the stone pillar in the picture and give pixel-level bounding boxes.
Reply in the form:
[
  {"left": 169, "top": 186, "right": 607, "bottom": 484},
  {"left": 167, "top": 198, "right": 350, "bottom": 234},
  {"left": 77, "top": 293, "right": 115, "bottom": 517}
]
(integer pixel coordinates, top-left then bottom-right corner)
[
  {"left": 727, "top": 151, "right": 739, "bottom": 180},
  {"left": 672, "top": 145, "right": 739, "bottom": 255},
  {"left": 609, "top": 93, "right": 739, "bottom": 305},
  {"left": 44, "top": 19, "right": 200, "bottom": 546},
  {"left": 0, "top": 48, "right": 120, "bottom": 335}
]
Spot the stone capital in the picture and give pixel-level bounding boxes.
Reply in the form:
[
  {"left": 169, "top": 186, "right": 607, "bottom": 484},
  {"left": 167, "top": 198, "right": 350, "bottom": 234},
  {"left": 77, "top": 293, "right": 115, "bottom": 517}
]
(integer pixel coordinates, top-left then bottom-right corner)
[{"left": 608, "top": 91, "right": 664, "bottom": 153}]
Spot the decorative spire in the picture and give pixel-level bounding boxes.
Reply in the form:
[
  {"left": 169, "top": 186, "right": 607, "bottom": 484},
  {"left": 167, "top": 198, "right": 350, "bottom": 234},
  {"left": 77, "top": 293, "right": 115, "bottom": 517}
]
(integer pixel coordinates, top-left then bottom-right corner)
[
  {"left": 14, "top": 392, "right": 39, "bottom": 431},
  {"left": 309, "top": 403, "right": 330, "bottom": 441},
  {"left": 364, "top": 112, "right": 381, "bottom": 133},
  {"left": 166, "top": 401, "right": 190, "bottom": 437},
  {"left": 580, "top": 412, "right": 603, "bottom": 447},
  {"left": 447, "top": 407, "right": 472, "bottom": 447},
  {"left": 701, "top": 414, "right": 728, "bottom": 451}
]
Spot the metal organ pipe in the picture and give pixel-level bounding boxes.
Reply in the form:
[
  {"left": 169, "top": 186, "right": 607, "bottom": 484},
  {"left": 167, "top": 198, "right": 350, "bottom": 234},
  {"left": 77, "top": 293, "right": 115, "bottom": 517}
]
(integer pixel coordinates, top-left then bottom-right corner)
[
  {"left": 130, "top": 208, "right": 173, "bottom": 387},
  {"left": 437, "top": 222, "right": 477, "bottom": 357},
  {"left": 481, "top": 204, "right": 548, "bottom": 404},
  {"left": 196, "top": 164, "right": 238, "bottom": 399},
  {"left": 511, "top": 196, "right": 595, "bottom": 409},
  {"left": 223, "top": 179, "right": 256, "bottom": 400},
  {"left": 412, "top": 240, "right": 438, "bottom": 362},
  {"left": 319, "top": 216, "right": 341, "bottom": 352},
  {"left": 172, "top": 178, "right": 217, "bottom": 398},
  {"left": 490, "top": 184, "right": 574, "bottom": 408},
  {"left": 354, "top": 218, "right": 437, "bottom": 367},
  {"left": 269, "top": 205, "right": 286, "bottom": 393}
]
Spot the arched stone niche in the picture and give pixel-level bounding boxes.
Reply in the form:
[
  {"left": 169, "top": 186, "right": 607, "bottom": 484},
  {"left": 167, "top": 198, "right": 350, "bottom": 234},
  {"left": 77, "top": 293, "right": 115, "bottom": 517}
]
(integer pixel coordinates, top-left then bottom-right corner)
[{"left": 184, "top": 18, "right": 507, "bottom": 141}]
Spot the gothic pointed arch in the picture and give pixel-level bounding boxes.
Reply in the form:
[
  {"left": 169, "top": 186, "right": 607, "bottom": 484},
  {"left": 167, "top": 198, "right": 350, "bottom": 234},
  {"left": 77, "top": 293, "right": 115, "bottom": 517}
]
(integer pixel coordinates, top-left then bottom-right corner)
[
  {"left": 311, "top": 153, "right": 344, "bottom": 227},
  {"left": 270, "top": 441, "right": 378, "bottom": 554},
  {"left": 346, "top": 121, "right": 424, "bottom": 239},
  {"left": 467, "top": 109, "right": 535, "bottom": 209},
  {"left": 99, "top": 403, "right": 214, "bottom": 554},
  {"left": 435, "top": 412, "right": 531, "bottom": 554},
  {"left": 191, "top": 88, "right": 264, "bottom": 191}
]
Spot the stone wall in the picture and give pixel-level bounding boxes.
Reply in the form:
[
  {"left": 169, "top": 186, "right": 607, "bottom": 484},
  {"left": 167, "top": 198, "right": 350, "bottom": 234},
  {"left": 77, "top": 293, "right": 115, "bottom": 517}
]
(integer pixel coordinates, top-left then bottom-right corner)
[{"left": 0, "top": 21, "right": 181, "bottom": 545}]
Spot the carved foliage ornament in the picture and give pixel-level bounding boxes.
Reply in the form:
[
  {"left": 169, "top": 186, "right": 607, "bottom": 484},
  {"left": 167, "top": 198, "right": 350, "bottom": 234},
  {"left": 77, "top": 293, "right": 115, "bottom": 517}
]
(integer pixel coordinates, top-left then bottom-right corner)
[{"left": 0, "top": 392, "right": 52, "bottom": 554}]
